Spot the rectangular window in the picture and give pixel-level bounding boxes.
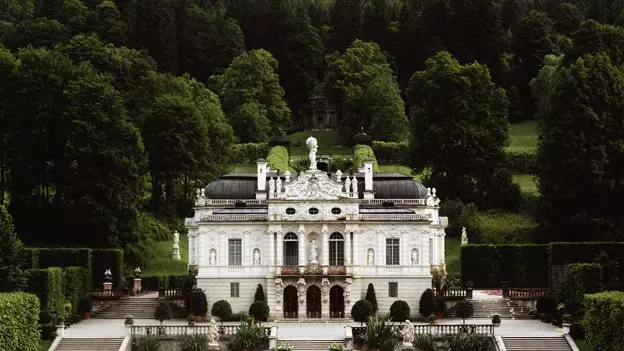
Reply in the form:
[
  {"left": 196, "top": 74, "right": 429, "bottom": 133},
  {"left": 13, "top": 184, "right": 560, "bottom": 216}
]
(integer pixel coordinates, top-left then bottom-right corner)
[
  {"left": 389, "top": 282, "right": 398, "bottom": 297},
  {"left": 230, "top": 282, "right": 240, "bottom": 297},
  {"left": 228, "top": 239, "right": 242, "bottom": 266},
  {"left": 386, "top": 238, "right": 400, "bottom": 265}
]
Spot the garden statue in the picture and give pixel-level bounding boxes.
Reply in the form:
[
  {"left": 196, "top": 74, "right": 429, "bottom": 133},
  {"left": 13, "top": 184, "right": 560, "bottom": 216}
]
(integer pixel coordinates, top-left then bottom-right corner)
[
  {"left": 461, "top": 227, "right": 469, "bottom": 245},
  {"left": 411, "top": 249, "right": 419, "bottom": 265},
  {"left": 269, "top": 177, "right": 275, "bottom": 194},
  {"left": 351, "top": 176, "right": 358, "bottom": 194},
  {"left": 345, "top": 176, "right": 351, "bottom": 193},
  {"left": 309, "top": 239, "right": 319, "bottom": 264},
  {"left": 306, "top": 136, "right": 318, "bottom": 170},
  {"left": 253, "top": 249, "right": 261, "bottom": 265},
  {"left": 207, "top": 319, "right": 219, "bottom": 349},
  {"left": 172, "top": 231, "right": 181, "bottom": 260},
  {"left": 367, "top": 249, "right": 374, "bottom": 266},
  {"left": 276, "top": 176, "right": 282, "bottom": 193},
  {"left": 209, "top": 249, "right": 216, "bottom": 266},
  {"left": 401, "top": 320, "right": 415, "bottom": 344}
]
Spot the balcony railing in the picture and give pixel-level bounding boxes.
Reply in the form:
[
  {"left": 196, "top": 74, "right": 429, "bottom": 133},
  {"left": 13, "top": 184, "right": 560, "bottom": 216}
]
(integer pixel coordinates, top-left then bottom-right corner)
[
  {"left": 198, "top": 199, "right": 267, "bottom": 207},
  {"left": 130, "top": 325, "right": 271, "bottom": 336},
  {"left": 198, "top": 214, "right": 267, "bottom": 222},
  {"left": 88, "top": 289, "right": 124, "bottom": 300},
  {"left": 435, "top": 288, "right": 468, "bottom": 299},
  {"left": 360, "top": 199, "right": 426, "bottom": 206},
  {"left": 158, "top": 288, "right": 184, "bottom": 299},
  {"left": 351, "top": 324, "right": 494, "bottom": 338},
  {"left": 359, "top": 214, "right": 432, "bottom": 221}
]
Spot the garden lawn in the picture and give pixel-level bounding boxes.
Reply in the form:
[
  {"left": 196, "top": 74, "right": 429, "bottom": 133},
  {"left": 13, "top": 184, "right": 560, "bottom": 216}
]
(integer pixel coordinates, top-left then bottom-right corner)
[
  {"left": 445, "top": 236, "right": 461, "bottom": 277},
  {"left": 512, "top": 174, "right": 538, "bottom": 195},
  {"left": 140, "top": 234, "right": 189, "bottom": 276},
  {"left": 287, "top": 129, "right": 347, "bottom": 146},
  {"left": 231, "top": 163, "right": 256, "bottom": 172},
  {"left": 477, "top": 211, "right": 537, "bottom": 244},
  {"left": 507, "top": 120, "right": 538, "bottom": 153}
]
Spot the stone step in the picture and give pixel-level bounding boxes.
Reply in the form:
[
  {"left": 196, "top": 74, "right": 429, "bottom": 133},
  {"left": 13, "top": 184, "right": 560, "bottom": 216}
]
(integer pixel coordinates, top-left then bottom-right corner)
[
  {"left": 94, "top": 299, "right": 187, "bottom": 319},
  {"left": 503, "top": 337, "right": 572, "bottom": 351},
  {"left": 55, "top": 338, "right": 124, "bottom": 351},
  {"left": 281, "top": 340, "right": 344, "bottom": 351}
]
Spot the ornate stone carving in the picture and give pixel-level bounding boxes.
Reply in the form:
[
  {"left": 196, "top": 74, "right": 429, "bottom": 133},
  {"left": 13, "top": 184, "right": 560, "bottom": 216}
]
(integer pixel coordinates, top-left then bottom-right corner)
[
  {"left": 367, "top": 249, "right": 375, "bottom": 266},
  {"left": 343, "top": 278, "right": 352, "bottom": 303},
  {"left": 297, "top": 278, "right": 306, "bottom": 304},
  {"left": 283, "top": 170, "right": 345, "bottom": 200},
  {"left": 321, "top": 278, "right": 330, "bottom": 304},
  {"left": 411, "top": 249, "right": 419, "bottom": 266},
  {"left": 275, "top": 279, "right": 283, "bottom": 308},
  {"left": 207, "top": 319, "right": 219, "bottom": 344},
  {"left": 209, "top": 249, "right": 216, "bottom": 266},
  {"left": 461, "top": 227, "right": 469, "bottom": 245},
  {"left": 401, "top": 320, "right": 415, "bottom": 343},
  {"left": 306, "top": 136, "right": 318, "bottom": 170},
  {"left": 253, "top": 249, "right": 261, "bottom": 265},
  {"left": 309, "top": 239, "right": 319, "bottom": 264}
]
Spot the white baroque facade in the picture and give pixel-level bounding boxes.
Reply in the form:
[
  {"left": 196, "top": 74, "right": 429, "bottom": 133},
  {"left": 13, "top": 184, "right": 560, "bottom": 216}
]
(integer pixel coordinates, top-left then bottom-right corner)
[{"left": 186, "top": 138, "right": 447, "bottom": 319}]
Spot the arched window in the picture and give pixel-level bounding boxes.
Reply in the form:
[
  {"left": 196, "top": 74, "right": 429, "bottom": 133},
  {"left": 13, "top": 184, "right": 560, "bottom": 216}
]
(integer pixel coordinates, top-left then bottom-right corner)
[
  {"left": 329, "top": 232, "right": 344, "bottom": 266},
  {"left": 283, "top": 233, "right": 299, "bottom": 266}
]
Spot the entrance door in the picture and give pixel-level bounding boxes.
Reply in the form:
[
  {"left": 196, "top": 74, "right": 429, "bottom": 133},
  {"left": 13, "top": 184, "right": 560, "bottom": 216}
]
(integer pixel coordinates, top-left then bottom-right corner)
[
  {"left": 330, "top": 285, "right": 345, "bottom": 318},
  {"left": 283, "top": 286, "right": 298, "bottom": 318},
  {"left": 306, "top": 286, "right": 321, "bottom": 318}
]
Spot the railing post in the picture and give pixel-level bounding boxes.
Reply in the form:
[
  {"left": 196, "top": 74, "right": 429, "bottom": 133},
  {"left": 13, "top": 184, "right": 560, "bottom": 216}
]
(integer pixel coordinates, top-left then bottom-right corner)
[
  {"left": 466, "top": 287, "right": 473, "bottom": 299},
  {"left": 269, "top": 326, "right": 278, "bottom": 350},
  {"left": 345, "top": 326, "right": 353, "bottom": 351}
]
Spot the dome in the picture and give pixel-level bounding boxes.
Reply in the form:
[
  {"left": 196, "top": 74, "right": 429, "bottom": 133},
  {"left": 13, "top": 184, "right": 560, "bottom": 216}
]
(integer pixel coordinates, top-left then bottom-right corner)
[{"left": 352, "top": 127, "right": 373, "bottom": 146}]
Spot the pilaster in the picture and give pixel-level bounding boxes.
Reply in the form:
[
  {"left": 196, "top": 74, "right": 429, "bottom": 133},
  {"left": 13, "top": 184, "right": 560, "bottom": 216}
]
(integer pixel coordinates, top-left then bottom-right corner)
[
  {"left": 268, "top": 230, "right": 275, "bottom": 273},
  {"left": 276, "top": 231, "right": 283, "bottom": 267},
  {"left": 298, "top": 225, "right": 306, "bottom": 267}
]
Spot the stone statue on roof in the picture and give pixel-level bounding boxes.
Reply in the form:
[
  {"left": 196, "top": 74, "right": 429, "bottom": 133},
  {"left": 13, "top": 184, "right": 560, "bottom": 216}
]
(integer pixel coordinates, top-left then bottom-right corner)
[{"left": 306, "top": 136, "right": 318, "bottom": 170}]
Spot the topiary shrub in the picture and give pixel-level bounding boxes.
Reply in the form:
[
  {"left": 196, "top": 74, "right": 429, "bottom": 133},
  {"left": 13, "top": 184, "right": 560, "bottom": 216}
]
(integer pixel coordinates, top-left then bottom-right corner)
[
  {"left": 211, "top": 300, "right": 232, "bottom": 322},
  {"left": 249, "top": 300, "right": 270, "bottom": 322},
  {"left": 582, "top": 291, "right": 624, "bottom": 351},
  {"left": 365, "top": 283, "right": 378, "bottom": 313},
  {"left": 0, "top": 292, "right": 40, "bottom": 351},
  {"left": 536, "top": 295, "right": 557, "bottom": 316},
  {"left": 78, "top": 295, "right": 92, "bottom": 316},
  {"left": 389, "top": 300, "right": 410, "bottom": 321},
  {"left": 454, "top": 301, "right": 474, "bottom": 324},
  {"left": 155, "top": 302, "right": 172, "bottom": 325},
  {"left": 186, "top": 289, "right": 208, "bottom": 316},
  {"left": 418, "top": 289, "right": 437, "bottom": 318},
  {"left": 435, "top": 296, "right": 446, "bottom": 314},
  {"left": 266, "top": 146, "right": 291, "bottom": 173},
  {"left": 351, "top": 299, "right": 374, "bottom": 325},
  {"left": 353, "top": 144, "right": 379, "bottom": 172},
  {"left": 254, "top": 284, "right": 266, "bottom": 302}
]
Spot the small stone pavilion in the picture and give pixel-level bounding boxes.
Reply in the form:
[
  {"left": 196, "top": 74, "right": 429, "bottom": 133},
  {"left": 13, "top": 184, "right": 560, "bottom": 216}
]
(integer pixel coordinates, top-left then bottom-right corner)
[{"left": 303, "top": 94, "right": 337, "bottom": 129}]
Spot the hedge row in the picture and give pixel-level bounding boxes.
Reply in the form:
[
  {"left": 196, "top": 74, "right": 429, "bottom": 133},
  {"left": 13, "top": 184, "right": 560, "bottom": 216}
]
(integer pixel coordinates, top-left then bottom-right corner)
[
  {"left": 557, "top": 263, "right": 602, "bottom": 303},
  {"left": 582, "top": 291, "right": 624, "bottom": 351},
  {"left": 266, "top": 146, "right": 291, "bottom": 173},
  {"left": 550, "top": 242, "right": 624, "bottom": 265},
  {"left": 505, "top": 150, "right": 537, "bottom": 174},
  {"left": 0, "top": 292, "right": 40, "bottom": 351},
  {"left": 25, "top": 268, "right": 64, "bottom": 314},
  {"left": 372, "top": 141, "right": 409, "bottom": 164},
  {"left": 460, "top": 244, "right": 550, "bottom": 288},
  {"left": 231, "top": 143, "right": 270, "bottom": 164},
  {"left": 63, "top": 266, "right": 90, "bottom": 314},
  {"left": 353, "top": 144, "right": 379, "bottom": 172}
]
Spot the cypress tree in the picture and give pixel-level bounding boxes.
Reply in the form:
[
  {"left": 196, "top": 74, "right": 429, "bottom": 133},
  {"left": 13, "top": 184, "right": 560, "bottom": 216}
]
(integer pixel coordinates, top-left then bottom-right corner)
[
  {"left": 254, "top": 284, "right": 266, "bottom": 302},
  {"left": 365, "top": 283, "right": 378, "bottom": 313}
]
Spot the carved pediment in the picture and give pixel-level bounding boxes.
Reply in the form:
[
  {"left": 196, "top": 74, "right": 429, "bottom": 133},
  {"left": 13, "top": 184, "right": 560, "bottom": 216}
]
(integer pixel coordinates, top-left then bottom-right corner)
[{"left": 283, "top": 170, "right": 346, "bottom": 200}]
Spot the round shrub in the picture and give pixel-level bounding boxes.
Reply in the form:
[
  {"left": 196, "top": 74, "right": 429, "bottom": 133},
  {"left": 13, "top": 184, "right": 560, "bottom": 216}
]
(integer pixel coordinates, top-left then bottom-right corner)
[
  {"left": 186, "top": 290, "right": 208, "bottom": 316},
  {"left": 249, "top": 300, "right": 270, "bottom": 322},
  {"left": 351, "top": 299, "right": 374, "bottom": 324},
  {"left": 536, "top": 295, "right": 557, "bottom": 315},
  {"left": 389, "top": 300, "right": 410, "bottom": 321},
  {"left": 155, "top": 302, "right": 172, "bottom": 325},
  {"left": 454, "top": 301, "right": 474, "bottom": 323},
  {"left": 419, "top": 289, "right": 437, "bottom": 318},
  {"left": 211, "top": 300, "right": 232, "bottom": 321}
]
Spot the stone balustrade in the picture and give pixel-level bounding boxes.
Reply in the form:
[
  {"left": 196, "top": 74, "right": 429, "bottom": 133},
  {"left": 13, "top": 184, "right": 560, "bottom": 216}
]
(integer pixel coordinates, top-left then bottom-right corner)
[
  {"left": 130, "top": 325, "right": 272, "bottom": 336},
  {"left": 198, "top": 214, "right": 268, "bottom": 222},
  {"left": 436, "top": 288, "right": 469, "bottom": 299},
  {"left": 158, "top": 288, "right": 184, "bottom": 299},
  {"left": 506, "top": 288, "right": 547, "bottom": 299},
  {"left": 360, "top": 199, "right": 427, "bottom": 206},
  {"left": 359, "top": 214, "right": 431, "bottom": 221},
  {"left": 350, "top": 323, "right": 495, "bottom": 338},
  {"left": 88, "top": 289, "right": 124, "bottom": 300}
]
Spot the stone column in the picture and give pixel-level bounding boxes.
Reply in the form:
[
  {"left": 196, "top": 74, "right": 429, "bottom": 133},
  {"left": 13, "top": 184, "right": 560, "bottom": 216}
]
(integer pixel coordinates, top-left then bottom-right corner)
[
  {"left": 344, "top": 231, "right": 351, "bottom": 270},
  {"left": 439, "top": 231, "right": 446, "bottom": 266},
  {"left": 298, "top": 227, "right": 306, "bottom": 268},
  {"left": 243, "top": 233, "right": 250, "bottom": 266},
  {"left": 276, "top": 232, "right": 283, "bottom": 267},
  {"left": 220, "top": 233, "right": 227, "bottom": 266},
  {"left": 352, "top": 232, "right": 358, "bottom": 267},
  {"left": 322, "top": 230, "right": 329, "bottom": 275},
  {"left": 268, "top": 231, "right": 275, "bottom": 272}
]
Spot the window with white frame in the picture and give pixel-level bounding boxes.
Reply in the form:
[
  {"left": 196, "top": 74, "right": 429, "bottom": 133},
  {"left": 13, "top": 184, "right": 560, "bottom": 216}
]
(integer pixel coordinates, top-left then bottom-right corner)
[
  {"left": 329, "top": 232, "right": 344, "bottom": 266},
  {"left": 230, "top": 282, "right": 240, "bottom": 297},
  {"left": 228, "top": 239, "right": 242, "bottom": 266},
  {"left": 283, "top": 232, "right": 299, "bottom": 266},
  {"left": 386, "top": 238, "right": 400, "bottom": 265},
  {"left": 388, "top": 282, "right": 398, "bottom": 297}
]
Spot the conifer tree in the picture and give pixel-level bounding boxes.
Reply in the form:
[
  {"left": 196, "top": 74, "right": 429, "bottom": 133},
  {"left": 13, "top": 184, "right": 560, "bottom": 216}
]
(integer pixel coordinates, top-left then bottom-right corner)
[
  {"left": 0, "top": 205, "right": 27, "bottom": 292},
  {"left": 365, "top": 283, "right": 378, "bottom": 313},
  {"left": 254, "top": 284, "right": 266, "bottom": 302}
]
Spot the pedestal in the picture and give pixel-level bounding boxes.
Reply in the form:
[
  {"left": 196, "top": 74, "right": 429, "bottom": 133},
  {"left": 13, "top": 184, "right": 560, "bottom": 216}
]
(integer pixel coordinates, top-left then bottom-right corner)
[
  {"left": 172, "top": 247, "right": 180, "bottom": 260},
  {"left": 207, "top": 343, "right": 219, "bottom": 350},
  {"left": 396, "top": 342, "right": 415, "bottom": 351},
  {"left": 133, "top": 278, "right": 142, "bottom": 293},
  {"left": 56, "top": 325, "right": 65, "bottom": 338},
  {"left": 103, "top": 282, "right": 112, "bottom": 290}
]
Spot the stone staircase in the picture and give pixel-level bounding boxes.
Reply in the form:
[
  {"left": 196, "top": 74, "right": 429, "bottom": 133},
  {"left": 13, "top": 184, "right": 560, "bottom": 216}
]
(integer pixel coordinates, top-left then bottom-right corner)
[
  {"left": 281, "top": 339, "right": 345, "bottom": 351},
  {"left": 54, "top": 338, "right": 124, "bottom": 351},
  {"left": 502, "top": 336, "right": 573, "bottom": 350},
  {"left": 445, "top": 299, "right": 536, "bottom": 319},
  {"left": 94, "top": 297, "right": 187, "bottom": 319}
]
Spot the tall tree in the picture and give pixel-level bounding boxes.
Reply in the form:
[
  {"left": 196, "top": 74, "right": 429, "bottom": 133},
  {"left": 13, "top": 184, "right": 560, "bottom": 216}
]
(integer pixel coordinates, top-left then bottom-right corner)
[
  {"left": 211, "top": 49, "right": 291, "bottom": 142},
  {"left": 566, "top": 20, "right": 624, "bottom": 66},
  {"left": 0, "top": 205, "right": 27, "bottom": 292},
  {"left": 324, "top": 40, "right": 409, "bottom": 141},
  {"left": 95, "top": 0, "right": 127, "bottom": 46},
  {"left": 536, "top": 53, "right": 624, "bottom": 242},
  {"left": 407, "top": 51, "right": 519, "bottom": 209},
  {"left": 328, "top": 0, "right": 363, "bottom": 52},
  {"left": 135, "top": 0, "right": 179, "bottom": 73}
]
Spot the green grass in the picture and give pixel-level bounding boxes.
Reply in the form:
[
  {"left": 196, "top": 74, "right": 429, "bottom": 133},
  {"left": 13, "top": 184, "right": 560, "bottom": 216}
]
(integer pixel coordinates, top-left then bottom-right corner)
[
  {"left": 141, "top": 234, "right": 189, "bottom": 276},
  {"left": 287, "top": 129, "right": 347, "bottom": 146},
  {"left": 290, "top": 145, "right": 353, "bottom": 156},
  {"left": 477, "top": 211, "right": 538, "bottom": 244},
  {"left": 507, "top": 120, "right": 538, "bottom": 153},
  {"left": 40, "top": 339, "right": 53, "bottom": 351},
  {"left": 445, "top": 236, "right": 461, "bottom": 277},
  {"left": 512, "top": 174, "right": 538, "bottom": 194},
  {"left": 575, "top": 339, "right": 594, "bottom": 351}
]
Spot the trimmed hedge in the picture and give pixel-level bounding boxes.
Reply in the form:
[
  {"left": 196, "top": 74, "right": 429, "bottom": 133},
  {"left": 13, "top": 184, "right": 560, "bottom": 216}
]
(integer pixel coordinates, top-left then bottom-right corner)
[
  {"left": 582, "top": 291, "right": 624, "bottom": 351},
  {"left": 353, "top": 144, "right": 379, "bottom": 172},
  {"left": 550, "top": 242, "right": 624, "bottom": 265},
  {"left": 91, "top": 249, "right": 123, "bottom": 288},
  {"left": 231, "top": 143, "right": 270, "bottom": 164},
  {"left": 266, "top": 146, "right": 291, "bottom": 173},
  {"left": 372, "top": 141, "right": 409, "bottom": 164},
  {"left": 461, "top": 244, "right": 550, "bottom": 288},
  {"left": 0, "top": 292, "right": 40, "bottom": 351},
  {"left": 505, "top": 150, "right": 536, "bottom": 174},
  {"left": 63, "top": 266, "right": 90, "bottom": 314},
  {"left": 25, "top": 268, "right": 64, "bottom": 314},
  {"left": 38, "top": 248, "right": 92, "bottom": 271},
  {"left": 21, "top": 248, "right": 39, "bottom": 269},
  {"left": 557, "top": 263, "right": 602, "bottom": 303}
]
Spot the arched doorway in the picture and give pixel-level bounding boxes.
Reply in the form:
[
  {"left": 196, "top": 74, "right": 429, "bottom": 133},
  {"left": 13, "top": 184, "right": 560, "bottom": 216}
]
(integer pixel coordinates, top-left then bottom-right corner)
[
  {"left": 283, "top": 286, "right": 298, "bottom": 318},
  {"left": 330, "top": 285, "right": 345, "bottom": 318},
  {"left": 306, "top": 286, "right": 321, "bottom": 318}
]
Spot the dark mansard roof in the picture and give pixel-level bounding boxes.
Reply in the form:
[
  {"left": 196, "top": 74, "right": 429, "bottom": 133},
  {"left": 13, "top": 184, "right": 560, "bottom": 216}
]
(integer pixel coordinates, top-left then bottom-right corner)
[{"left": 204, "top": 172, "right": 428, "bottom": 200}]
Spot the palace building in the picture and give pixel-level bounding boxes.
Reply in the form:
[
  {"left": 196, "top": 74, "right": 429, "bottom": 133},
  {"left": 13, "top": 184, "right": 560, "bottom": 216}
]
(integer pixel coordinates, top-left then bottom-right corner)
[{"left": 185, "top": 137, "right": 447, "bottom": 319}]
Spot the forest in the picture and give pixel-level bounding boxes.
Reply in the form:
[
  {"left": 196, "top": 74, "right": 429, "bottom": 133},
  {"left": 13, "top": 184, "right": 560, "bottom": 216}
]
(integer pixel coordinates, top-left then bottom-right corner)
[{"left": 1, "top": 0, "right": 624, "bottom": 265}]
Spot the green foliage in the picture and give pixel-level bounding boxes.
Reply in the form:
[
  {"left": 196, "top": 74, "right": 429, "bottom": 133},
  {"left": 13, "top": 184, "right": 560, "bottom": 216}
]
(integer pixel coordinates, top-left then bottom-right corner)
[
  {"left": 25, "top": 268, "right": 64, "bottom": 314},
  {"left": 413, "top": 334, "right": 435, "bottom": 351},
  {"left": 231, "top": 143, "right": 270, "bottom": 164},
  {"left": 351, "top": 299, "right": 374, "bottom": 323},
  {"left": 328, "top": 0, "right": 363, "bottom": 52},
  {"left": 389, "top": 300, "right": 410, "bottom": 322},
  {"left": 446, "top": 334, "right": 490, "bottom": 351},
  {"left": 507, "top": 121, "right": 539, "bottom": 153},
  {"left": 460, "top": 244, "right": 550, "bottom": 288},
  {"left": 418, "top": 289, "right": 437, "bottom": 318},
  {"left": 324, "top": 40, "right": 409, "bottom": 142},
  {"left": 266, "top": 146, "right": 291, "bottom": 173},
  {"left": 137, "top": 211, "right": 171, "bottom": 242},
  {"left": 365, "top": 283, "right": 378, "bottom": 313},
  {"left": 477, "top": 211, "right": 537, "bottom": 244},
  {"left": 155, "top": 301, "right": 172, "bottom": 325},
  {"left": 536, "top": 53, "right": 624, "bottom": 242},
  {"left": 90, "top": 249, "right": 123, "bottom": 288},
  {"left": 248, "top": 300, "right": 270, "bottom": 322},
  {"left": 582, "top": 291, "right": 624, "bottom": 351},
  {"left": 557, "top": 264, "right": 602, "bottom": 303},
  {"left": 505, "top": 150, "right": 537, "bottom": 174},
  {"left": 353, "top": 145, "right": 379, "bottom": 172},
  {"left": 62, "top": 266, "right": 89, "bottom": 314},
  {"left": 37, "top": 249, "right": 91, "bottom": 271},
  {"left": 254, "top": 284, "right": 266, "bottom": 302},
  {"left": 0, "top": 292, "right": 40, "bottom": 351},
  {"left": 454, "top": 301, "right": 474, "bottom": 323},
  {"left": 407, "top": 51, "right": 519, "bottom": 210},
  {"left": 78, "top": 295, "right": 92, "bottom": 315},
  {"left": 372, "top": 141, "right": 409, "bottom": 164},
  {"left": 133, "top": 334, "right": 161, "bottom": 351},
  {"left": 186, "top": 290, "right": 208, "bottom": 316},
  {"left": 0, "top": 205, "right": 27, "bottom": 292},
  {"left": 361, "top": 316, "right": 398, "bottom": 349},
  {"left": 211, "top": 300, "right": 232, "bottom": 321},
  {"left": 229, "top": 320, "right": 268, "bottom": 351},
  {"left": 178, "top": 334, "right": 208, "bottom": 351},
  {"left": 439, "top": 200, "right": 479, "bottom": 239},
  {"left": 536, "top": 295, "right": 557, "bottom": 315},
  {"left": 567, "top": 20, "right": 624, "bottom": 66}
]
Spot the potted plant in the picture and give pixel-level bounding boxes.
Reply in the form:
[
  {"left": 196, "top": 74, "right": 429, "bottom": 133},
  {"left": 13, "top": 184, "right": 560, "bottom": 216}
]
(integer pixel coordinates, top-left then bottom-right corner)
[
  {"left": 491, "top": 314, "right": 501, "bottom": 326},
  {"left": 277, "top": 342, "right": 293, "bottom": 351},
  {"left": 230, "top": 319, "right": 267, "bottom": 351},
  {"left": 426, "top": 314, "right": 436, "bottom": 324},
  {"left": 562, "top": 313, "right": 572, "bottom": 334},
  {"left": 125, "top": 315, "right": 134, "bottom": 326},
  {"left": 329, "top": 343, "right": 345, "bottom": 351},
  {"left": 187, "top": 314, "right": 195, "bottom": 326},
  {"left": 155, "top": 302, "right": 172, "bottom": 334},
  {"left": 360, "top": 316, "right": 399, "bottom": 351}
]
